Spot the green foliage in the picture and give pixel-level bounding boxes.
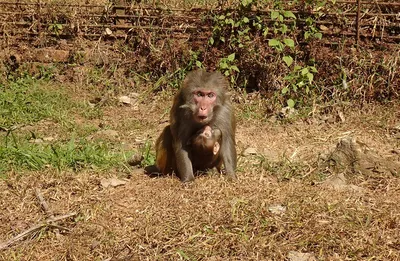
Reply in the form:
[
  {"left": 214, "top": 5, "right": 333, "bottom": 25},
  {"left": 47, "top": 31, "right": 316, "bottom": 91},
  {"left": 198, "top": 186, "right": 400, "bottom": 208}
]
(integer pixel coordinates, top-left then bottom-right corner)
[
  {"left": 0, "top": 136, "right": 126, "bottom": 172},
  {"left": 140, "top": 140, "right": 155, "bottom": 167},
  {"left": 48, "top": 22, "right": 63, "bottom": 36},
  {"left": 0, "top": 78, "right": 73, "bottom": 129},
  {"left": 304, "top": 17, "right": 323, "bottom": 40},
  {"left": 218, "top": 53, "right": 240, "bottom": 84},
  {"left": 0, "top": 77, "right": 129, "bottom": 174},
  {"left": 267, "top": 2, "right": 322, "bottom": 108},
  {"left": 282, "top": 65, "right": 318, "bottom": 107},
  {"left": 207, "top": 0, "right": 324, "bottom": 108}
]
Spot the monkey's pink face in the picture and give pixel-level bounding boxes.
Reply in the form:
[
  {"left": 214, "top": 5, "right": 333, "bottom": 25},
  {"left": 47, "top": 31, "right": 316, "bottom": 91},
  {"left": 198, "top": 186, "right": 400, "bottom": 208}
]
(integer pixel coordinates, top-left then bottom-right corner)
[{"left": 193, "top": 90, "right": 217, "bottom": 123}]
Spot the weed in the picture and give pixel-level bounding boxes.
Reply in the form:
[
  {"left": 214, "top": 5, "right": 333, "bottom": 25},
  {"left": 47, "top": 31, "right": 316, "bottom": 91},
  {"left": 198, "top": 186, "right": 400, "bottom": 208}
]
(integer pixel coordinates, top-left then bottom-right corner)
[{"left": 140, "top": 140, "right": 156, "bottom": 167}]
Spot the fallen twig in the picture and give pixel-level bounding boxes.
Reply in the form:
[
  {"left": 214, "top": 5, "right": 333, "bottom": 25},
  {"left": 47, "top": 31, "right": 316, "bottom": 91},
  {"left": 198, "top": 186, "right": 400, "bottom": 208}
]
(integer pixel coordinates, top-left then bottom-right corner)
[
  {"left": 35, "top": 188, "right": 53, "bottom": 218},
  {"left": 0, "top": 212, "right": 77, "bottom": 250}
]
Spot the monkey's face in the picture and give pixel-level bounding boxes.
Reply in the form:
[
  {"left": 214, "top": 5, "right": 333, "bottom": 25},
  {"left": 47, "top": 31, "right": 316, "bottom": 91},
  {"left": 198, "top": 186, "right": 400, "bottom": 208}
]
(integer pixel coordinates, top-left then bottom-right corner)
[
  {"left": 192, "top": 126, "right": 221, "bottom": 156},
  {"left": 192, "top": 90, "right": 217, "bottom": 123}
]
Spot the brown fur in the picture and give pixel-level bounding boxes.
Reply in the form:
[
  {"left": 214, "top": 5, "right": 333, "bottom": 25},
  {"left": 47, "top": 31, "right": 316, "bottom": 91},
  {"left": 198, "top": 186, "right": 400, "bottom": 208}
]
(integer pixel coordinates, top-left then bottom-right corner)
[{"left": 157, "top": 69, "right": 237, "bottom": 182}]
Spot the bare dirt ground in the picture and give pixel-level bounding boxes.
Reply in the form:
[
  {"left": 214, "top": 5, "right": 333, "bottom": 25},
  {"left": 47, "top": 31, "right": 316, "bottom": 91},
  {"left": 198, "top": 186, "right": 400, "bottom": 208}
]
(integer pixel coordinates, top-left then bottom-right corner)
[{"left": 1, "top": 84, "right": 400, "bottom": 260}]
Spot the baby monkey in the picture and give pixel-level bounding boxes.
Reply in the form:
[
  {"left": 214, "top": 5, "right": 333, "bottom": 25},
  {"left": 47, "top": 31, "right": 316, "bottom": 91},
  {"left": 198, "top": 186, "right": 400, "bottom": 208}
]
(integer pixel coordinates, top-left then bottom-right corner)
[
  {"left": 189, "top": 125, "right": 223, "bottom": 173},
  {"left": 155, "top": 124, "right": 223, "bottom": 177}
]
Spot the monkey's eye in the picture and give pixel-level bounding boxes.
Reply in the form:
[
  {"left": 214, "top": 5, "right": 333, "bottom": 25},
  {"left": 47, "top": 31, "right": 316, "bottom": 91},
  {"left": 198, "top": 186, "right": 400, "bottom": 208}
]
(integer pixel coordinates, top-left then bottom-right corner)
[
  {"left": 207, "top": 93, "right": 215, "bottom": 98},
  {"left": 196, "top": 92, "right": 204, "bottom": 97}
]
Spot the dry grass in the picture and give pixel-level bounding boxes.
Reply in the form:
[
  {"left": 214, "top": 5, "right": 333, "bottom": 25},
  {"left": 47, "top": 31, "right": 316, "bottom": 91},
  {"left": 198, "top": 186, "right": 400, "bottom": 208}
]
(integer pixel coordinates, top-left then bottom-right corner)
[{"left": 1, "top": 80, "right": 399, "bottom": 260}]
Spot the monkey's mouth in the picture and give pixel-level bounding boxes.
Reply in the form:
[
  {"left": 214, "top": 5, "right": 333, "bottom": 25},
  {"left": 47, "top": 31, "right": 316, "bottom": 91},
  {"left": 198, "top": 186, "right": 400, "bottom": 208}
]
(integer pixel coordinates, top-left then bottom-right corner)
[{"left": 197, "top": 116, "right": 209, "bottom": 122}]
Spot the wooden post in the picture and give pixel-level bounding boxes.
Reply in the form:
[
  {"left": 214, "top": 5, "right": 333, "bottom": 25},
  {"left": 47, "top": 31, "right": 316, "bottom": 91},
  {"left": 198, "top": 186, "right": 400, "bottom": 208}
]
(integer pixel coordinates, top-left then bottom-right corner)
[{"left": 356, "top": 0, "right": 361, "bottom": 47}]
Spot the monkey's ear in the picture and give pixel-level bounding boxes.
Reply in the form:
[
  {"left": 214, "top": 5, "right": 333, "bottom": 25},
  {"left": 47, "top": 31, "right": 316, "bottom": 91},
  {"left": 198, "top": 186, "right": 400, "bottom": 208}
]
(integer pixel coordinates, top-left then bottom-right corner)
[{"left": 213, "top": 142, "right": 220, "bottom": 155}]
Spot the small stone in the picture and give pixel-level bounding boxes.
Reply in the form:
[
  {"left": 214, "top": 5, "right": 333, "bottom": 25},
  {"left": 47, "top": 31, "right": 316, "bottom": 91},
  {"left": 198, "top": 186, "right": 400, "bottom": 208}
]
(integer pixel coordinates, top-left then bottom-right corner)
[{"left": 118, "top": 96, "right": 131, "bottom": 105}]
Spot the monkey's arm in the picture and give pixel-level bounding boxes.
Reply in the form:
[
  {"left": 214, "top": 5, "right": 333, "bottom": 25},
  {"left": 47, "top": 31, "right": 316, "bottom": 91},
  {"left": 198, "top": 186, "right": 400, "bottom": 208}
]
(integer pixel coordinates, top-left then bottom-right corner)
[
  {"left": 214, "top": 105, "right": 237, "bottom": 180},
  {"left": 221, "top": 135, "right": 237, "bottom": 180},
  {"left": 173, "top": 140, "right": 195, "bottom": 182}
]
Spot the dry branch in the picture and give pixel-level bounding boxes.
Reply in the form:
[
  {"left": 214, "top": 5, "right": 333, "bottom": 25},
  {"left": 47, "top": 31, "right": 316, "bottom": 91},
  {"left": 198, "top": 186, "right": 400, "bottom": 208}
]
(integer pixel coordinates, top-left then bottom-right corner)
[
  {"left": 34, "top": 188, "right": 53, "bottom": 218},
  {"left": 0, "top": 212, "right": 77, "bottom": 250}
]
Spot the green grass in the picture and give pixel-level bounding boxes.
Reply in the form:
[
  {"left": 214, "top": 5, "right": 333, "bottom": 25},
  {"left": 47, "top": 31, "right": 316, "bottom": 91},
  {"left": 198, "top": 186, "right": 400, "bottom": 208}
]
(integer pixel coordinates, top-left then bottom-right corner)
[
  {"left": 0, "top": 137, "right": 128, "bottom": 174},
  {"left": 0, "top": 77, "right": 132, "bottom": 176},
  {"left": 0, "top": 78, "right": 74, "bottom": 128}
]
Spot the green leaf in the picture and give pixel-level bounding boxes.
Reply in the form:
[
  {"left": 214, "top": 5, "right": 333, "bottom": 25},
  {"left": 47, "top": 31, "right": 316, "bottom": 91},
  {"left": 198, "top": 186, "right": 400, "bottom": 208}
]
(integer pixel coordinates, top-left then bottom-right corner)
[
  {"left": 287, "top": 99, "right": 295, "bottom": 108},
  {"left": 226, "top": 18, "right": 234, "bottom": 25},
  {"left": 224, "top": 71, "right": 230, "bottom": 76},
  {"left": 282, "top": 56, "right": 293, "bottom": 67},
  {"left": 280, "top": 24, "right": 288, "bottom": 34},
  {"left": 294, "top": 65, "right": 302, "bottom": 71},
  {"left": 282, "top": 87, "right": 289, "bottom": 94},
  {"left": 243, "top": 17, "right": 249, "bottom": 23},
  {"left": 271, "top": 11, "right": 279, "bottom": 20},
  {"left": 315, "top": 32, "right": 323, "bottom": 39},
  {"left": 309, "top": 66, "right": 318, "bottom": 73},
  {"left": 231, "top": 65, "right": 240, "bottom": 72},
  {"left": 219, "top": 15, "right": 226, "bottom": 20},
  {"left": 301, "top": 68, "right": 309, "bottom": 75},
  {"left": 220, "top": 36, "right": 225, "bottom": 43},
  {"left": 196, "top": 61, "right": 202, "bottom": 68},
  {"left": 283, "top": 11, "right": 296, "bottom": 19},
  {"left": 268, "top": 39, "right": 280, "bottom": 47},
  {"left": 307, "top": 72, "right": 314, "bottom": 83},
  {"left": 283, "top": 38, "right": 295, "bottom": 48},
  {"left": 262, "top": 28, "right": 269, "bottom": 37},
  {"left": 209, "top": 37, "right": 214, "bottom": 45},
  {"left": 227, "top": 53, "right": 235, "bottom": 61}
]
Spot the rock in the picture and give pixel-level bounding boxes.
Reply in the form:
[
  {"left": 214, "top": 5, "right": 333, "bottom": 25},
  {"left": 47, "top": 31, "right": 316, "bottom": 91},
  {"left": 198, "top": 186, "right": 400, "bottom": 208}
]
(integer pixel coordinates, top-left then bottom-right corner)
[
  {"left": 322, "top": 173, "right": 364, "bottom": 193},
  {"left": 105, "top": 28, "right": 112, "bottom": 35},
  {"left": 127, "top": 154, "right": 144, "bottom": 166},
  {"left": 324, "top": 136, "right": 400, "bottom": 177},
  {"left": 118, "top": 96, "right": 131, "bottom": 105}
]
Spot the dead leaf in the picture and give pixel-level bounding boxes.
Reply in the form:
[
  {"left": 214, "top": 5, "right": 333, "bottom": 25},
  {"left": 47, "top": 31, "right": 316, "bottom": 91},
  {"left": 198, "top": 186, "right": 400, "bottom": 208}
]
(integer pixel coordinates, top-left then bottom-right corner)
[
  {"left": 288, "top": 251, "right": 317, "bottom": 261},
  {"left": 268, "top": 204, "right": 286, "bottom": 215},
  {"left": 101, "top": 178, "right": 127, "bottom": 188},
  {"left": 242, "top": 147, "right": 258, "bottom": 156},
  {"left": 319, "top": 25, "right": 329, "bottom": 31}
]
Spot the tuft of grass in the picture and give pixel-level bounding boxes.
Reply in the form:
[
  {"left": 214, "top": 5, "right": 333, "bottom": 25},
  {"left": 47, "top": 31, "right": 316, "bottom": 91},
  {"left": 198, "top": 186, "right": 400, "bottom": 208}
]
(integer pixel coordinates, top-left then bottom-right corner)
[
  {"left": 0, "top": 77, "right": 76, "bottom": 128},
  {"left": 0, "top": 136, "right": 130, "bottom": 174},
  {"left": 0, "top": 77, "right": 133, "bottom": 175}
]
